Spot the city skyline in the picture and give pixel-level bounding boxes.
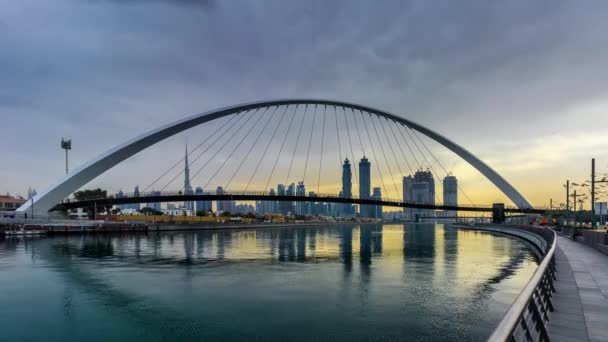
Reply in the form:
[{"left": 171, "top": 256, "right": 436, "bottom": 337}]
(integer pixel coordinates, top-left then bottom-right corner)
[{"left": 3, "top": 2, "right": 608, "bottom": 208}]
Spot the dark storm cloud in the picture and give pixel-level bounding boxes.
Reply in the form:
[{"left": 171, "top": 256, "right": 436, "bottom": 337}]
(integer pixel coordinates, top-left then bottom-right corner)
[{"left": 1, "top": 0, "right": 608, "bottom": 196}]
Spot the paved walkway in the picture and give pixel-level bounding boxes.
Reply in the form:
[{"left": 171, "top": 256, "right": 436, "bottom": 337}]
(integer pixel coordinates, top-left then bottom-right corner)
[{"left": 549, "top": 235, "right": 608, "bottom": 342}]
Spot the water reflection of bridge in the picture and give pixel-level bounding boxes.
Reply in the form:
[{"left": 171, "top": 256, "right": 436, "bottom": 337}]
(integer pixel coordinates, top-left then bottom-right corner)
[
  {"left": 25, "top": 224, "right": 532, "bottom": 277},
  {"left": 3, "top": 223, "right": 538, "bottom": 341}
]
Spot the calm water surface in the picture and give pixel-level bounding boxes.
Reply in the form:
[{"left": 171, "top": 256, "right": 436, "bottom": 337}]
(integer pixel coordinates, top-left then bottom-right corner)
[{"left": 0, "top": 224, "right": 538, "bottom": 341}]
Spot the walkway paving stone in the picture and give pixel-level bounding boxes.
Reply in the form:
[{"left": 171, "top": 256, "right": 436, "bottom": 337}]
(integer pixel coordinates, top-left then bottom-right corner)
[{"left": 549, "top": 235, "right": 608, "bottom": 342}]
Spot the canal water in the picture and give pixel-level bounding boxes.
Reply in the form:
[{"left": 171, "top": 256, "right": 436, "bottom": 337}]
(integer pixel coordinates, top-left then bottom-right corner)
[{"left": 0, "top": 224, "right": 538, "bottom": 341}]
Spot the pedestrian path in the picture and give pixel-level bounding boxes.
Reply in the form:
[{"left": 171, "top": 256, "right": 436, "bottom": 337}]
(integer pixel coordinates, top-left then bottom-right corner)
[{"left": 549, "top": 235, "right": 608, "bottom": 342}]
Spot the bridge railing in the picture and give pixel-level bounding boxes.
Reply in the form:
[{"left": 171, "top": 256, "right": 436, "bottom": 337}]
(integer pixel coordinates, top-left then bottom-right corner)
[{"left": 486, "top": 226, "right": 556, "bottom": 342}]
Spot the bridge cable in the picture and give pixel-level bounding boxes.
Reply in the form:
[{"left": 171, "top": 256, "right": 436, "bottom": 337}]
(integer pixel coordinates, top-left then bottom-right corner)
[
  {"left": 342, "top": 106, "right": 358, "bottom": 183},
  {"left": 378, "top": 117, "right": 407, "bottom": 197},
  {"left": 284, "top": 104, "right": 308, "bottom": 186},
  {"left": 352, "top": 109, "right": 366, "bottom": 157},
  {"left": 225, "top": 106, "right": 279, "bottom": 192},
  {"left": 409, "top": 128, "right": 476, "bottom": 206},
  {"left": 400, "top": 124, "right": 443, "bottom": 205},
  {"left": 333, "top": 106, "right": 343, "bottom": 168},
  {"left": 317, "top": 105, "right": 327, "bottom": 194},
  {"left": 302, "top": 104, "right": 318, "bottom": 185},
  {"left": 394, "top": 122, "right": 424, "bottom": 171},
  {"left": 203, "top": 107, "right": 269, "bottom": 190},
  {"left": 180, "top": 108, "right": 259, "bottom": 188},
  {"left": 264, "top": 105, "right": 299, "bottom": 191},
  {"left": 369, "top": 112, "right": 401, "bottom": 200},
  {"left": 392, "top": 120, "right": 443, "bottom": 205},
  {"left": 351, "top": 109, "right": 367, "bottom": 197},
  {"left": 244, "top": 105, "right": 290, "bottom": 192},
  {"left": 385, "top": 118, "right": 416, "bottom": 177},
  {"left": 142, "top": 113, "right": 238, "bottom": 193},
  {"left": 360, "top": 112, "right": 390, "bottom": 203},
  {"left": 158, "top": 110, "right": 248, "bottom": 192}
]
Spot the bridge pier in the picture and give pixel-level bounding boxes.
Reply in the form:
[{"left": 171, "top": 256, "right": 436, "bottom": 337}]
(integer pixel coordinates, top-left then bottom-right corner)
[{"left": 492, "top": 203, "right": 505, "bottom": 224}]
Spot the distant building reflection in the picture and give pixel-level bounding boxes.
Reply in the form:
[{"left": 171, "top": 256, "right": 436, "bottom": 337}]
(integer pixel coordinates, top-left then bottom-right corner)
[
  {"left": 339, "top": 225, "right": 353, "bottom": 273},
  {"left": 278, "top": 229, "right": 296, "bottom": 262},
  {"left": 216, "top": 231, "right": 232, "bottom": 260},
  {"left": 403, "top": 223, "right": 435, "bottom": 260},
  {"left": 359, "top": 224, "right": 372, "bottom": 280},
  {"left": 296, "top": 229, "right": 306, "bottom": 262}
]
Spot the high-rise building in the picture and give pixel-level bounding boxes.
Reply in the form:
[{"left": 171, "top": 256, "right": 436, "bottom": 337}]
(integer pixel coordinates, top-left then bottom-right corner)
[
  {"left": 443, "top": 175, "right": 458, "bottom": 219},
  {"left": 277, "top": 184, "right": 290, "bottom": 214},
  {"left": 268, "top": 188, "right": 277, "bottom": 214},
  {"left": 341, "top": 158, "right": 353, "bottom": 217},
  {"left": 131, "top": 185, "right": 141, "bottom": 211},
  {"left": 195, "top": 186, "right": 212, "bottom": 214},
  {"left": 296, "top": 181, "right": 305, "bottom": 215},
  {"left": 115, "top": 190, "right": 126, "bottom": 211},
  {"left": 183, "top": 145, "right": 194, "bottom": 211},
  {"left": 359, "top": 156, "right": 372, "bottom": 217},
  {"left": 306, "top": 191, "right": 317, "bottom": 216},
  {"left": 285, "top": 182, "right": 296, "bottom": 215},
  {"left": 403, "top": 169, "right": 435, "bottom": 219},
  {"left": 414, "top": 170, "right": 435, "bottom": 199},
  {"left": 146, "top": 190, "right": 161, "bottom": 211},
  {"left": 216, "top": 186, "right": 234, "bottom": 213},
  {"left": 372, "top": 187, "right": 383, "bottom": 219}
]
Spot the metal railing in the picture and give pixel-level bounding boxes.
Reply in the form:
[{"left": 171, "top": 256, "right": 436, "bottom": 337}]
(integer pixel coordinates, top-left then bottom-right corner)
[{"left": 487, "top": 226, "right": 556, "bottom": 342}]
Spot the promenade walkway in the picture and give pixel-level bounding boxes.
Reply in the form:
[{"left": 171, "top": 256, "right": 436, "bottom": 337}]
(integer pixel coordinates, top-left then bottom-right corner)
[{"left": 549, "top": 235, "right": 608, "bottom": 342}]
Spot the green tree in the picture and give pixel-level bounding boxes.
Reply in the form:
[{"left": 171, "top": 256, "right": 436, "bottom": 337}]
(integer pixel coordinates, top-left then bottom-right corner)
[
  {"left": 141, "top": 207, "right": 163, "bottom": 215},
  {"left": 74, "top": 188, "right": 107, "bottom": 201}
]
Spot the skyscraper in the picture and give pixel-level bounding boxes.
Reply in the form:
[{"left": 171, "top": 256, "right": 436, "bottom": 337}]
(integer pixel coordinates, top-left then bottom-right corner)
[
  {"left": 414, "top": 170, "right": 435, "bottom": 199},
  {"left": 216, "top": 186, "right": 234, "bottom": 213},
  {"left": 296, "top": 181, "right": 305, "bottom": 215},
  {"left": 443, "top": 175, "right": 458, "bottom": 219},
  {"left": 268, "top": 188, "right": 277, "bottom": 214},
  {"left": 115, "top": 190, "right": 126, "bottom": 211},
  {"left": 359, "top": 156, "right": 372, "bottom": 217},
  {"left": 195, "top": 186, "right": 212, "bottom": 214},
  {"left": 183, "top": 145, "right": 194, "bottom": 211},
  {"left": 342, "top": 158, "right": 353, "bottom": 216},
  {"left": 372, "top": 187, "right": 383, "bottom": 219},
  {"left": 147, "top": 190, "right": 161, "bottom": 212},
  {"left": 277, "top": 184, "right": 288, "bottom": 214},
  {"left": 403, "top": 169, "right": 435, "bottom": 219},
  {"left": 286, "top": 182, "right": 296, "bottom": 215},
  {"left": 132, "top": 185, "right": 141, "bottom": 211}
]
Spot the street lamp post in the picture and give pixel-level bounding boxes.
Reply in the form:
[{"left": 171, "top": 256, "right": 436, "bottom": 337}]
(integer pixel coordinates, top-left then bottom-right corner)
[
  {"left": 565, "top": 180, "right": 570, "bottom": 227},
  {"left": 61, "top": 138, "right": 72, "bottom": 175},
  {"left": 592, "top": 158, "right": 596, "bottom": 229},
  {"left": 572, "top": 190, "right": 578, "bottom": 228}
]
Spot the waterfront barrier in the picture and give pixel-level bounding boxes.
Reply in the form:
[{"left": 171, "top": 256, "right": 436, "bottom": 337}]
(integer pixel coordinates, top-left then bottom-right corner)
[
  {"left": 576, "top": 229, "right": 608, "bottom": 256},
  {"left": 452, "top": 224, "right": 556, "bottom": 342}
]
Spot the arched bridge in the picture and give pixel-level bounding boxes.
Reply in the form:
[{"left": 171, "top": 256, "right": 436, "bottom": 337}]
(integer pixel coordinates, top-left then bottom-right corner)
[{"left": 19, "top": 99, "right": 534, "bottom": 216}]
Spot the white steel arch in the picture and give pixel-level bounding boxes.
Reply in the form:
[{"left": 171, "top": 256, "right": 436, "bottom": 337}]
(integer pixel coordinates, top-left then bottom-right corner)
[{"left": 18, "top": 99, "right": 532, "bottom": 215}]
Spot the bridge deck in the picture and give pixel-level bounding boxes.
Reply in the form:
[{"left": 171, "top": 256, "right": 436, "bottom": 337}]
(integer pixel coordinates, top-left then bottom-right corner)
[{"left": 549, "top": 235, "right": 608, "bottom": 342}]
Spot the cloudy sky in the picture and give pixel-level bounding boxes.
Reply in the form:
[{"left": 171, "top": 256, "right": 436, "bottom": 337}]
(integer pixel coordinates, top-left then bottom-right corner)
[{"left": 2, "top": 0, "right": 608, "bottom": 207}]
